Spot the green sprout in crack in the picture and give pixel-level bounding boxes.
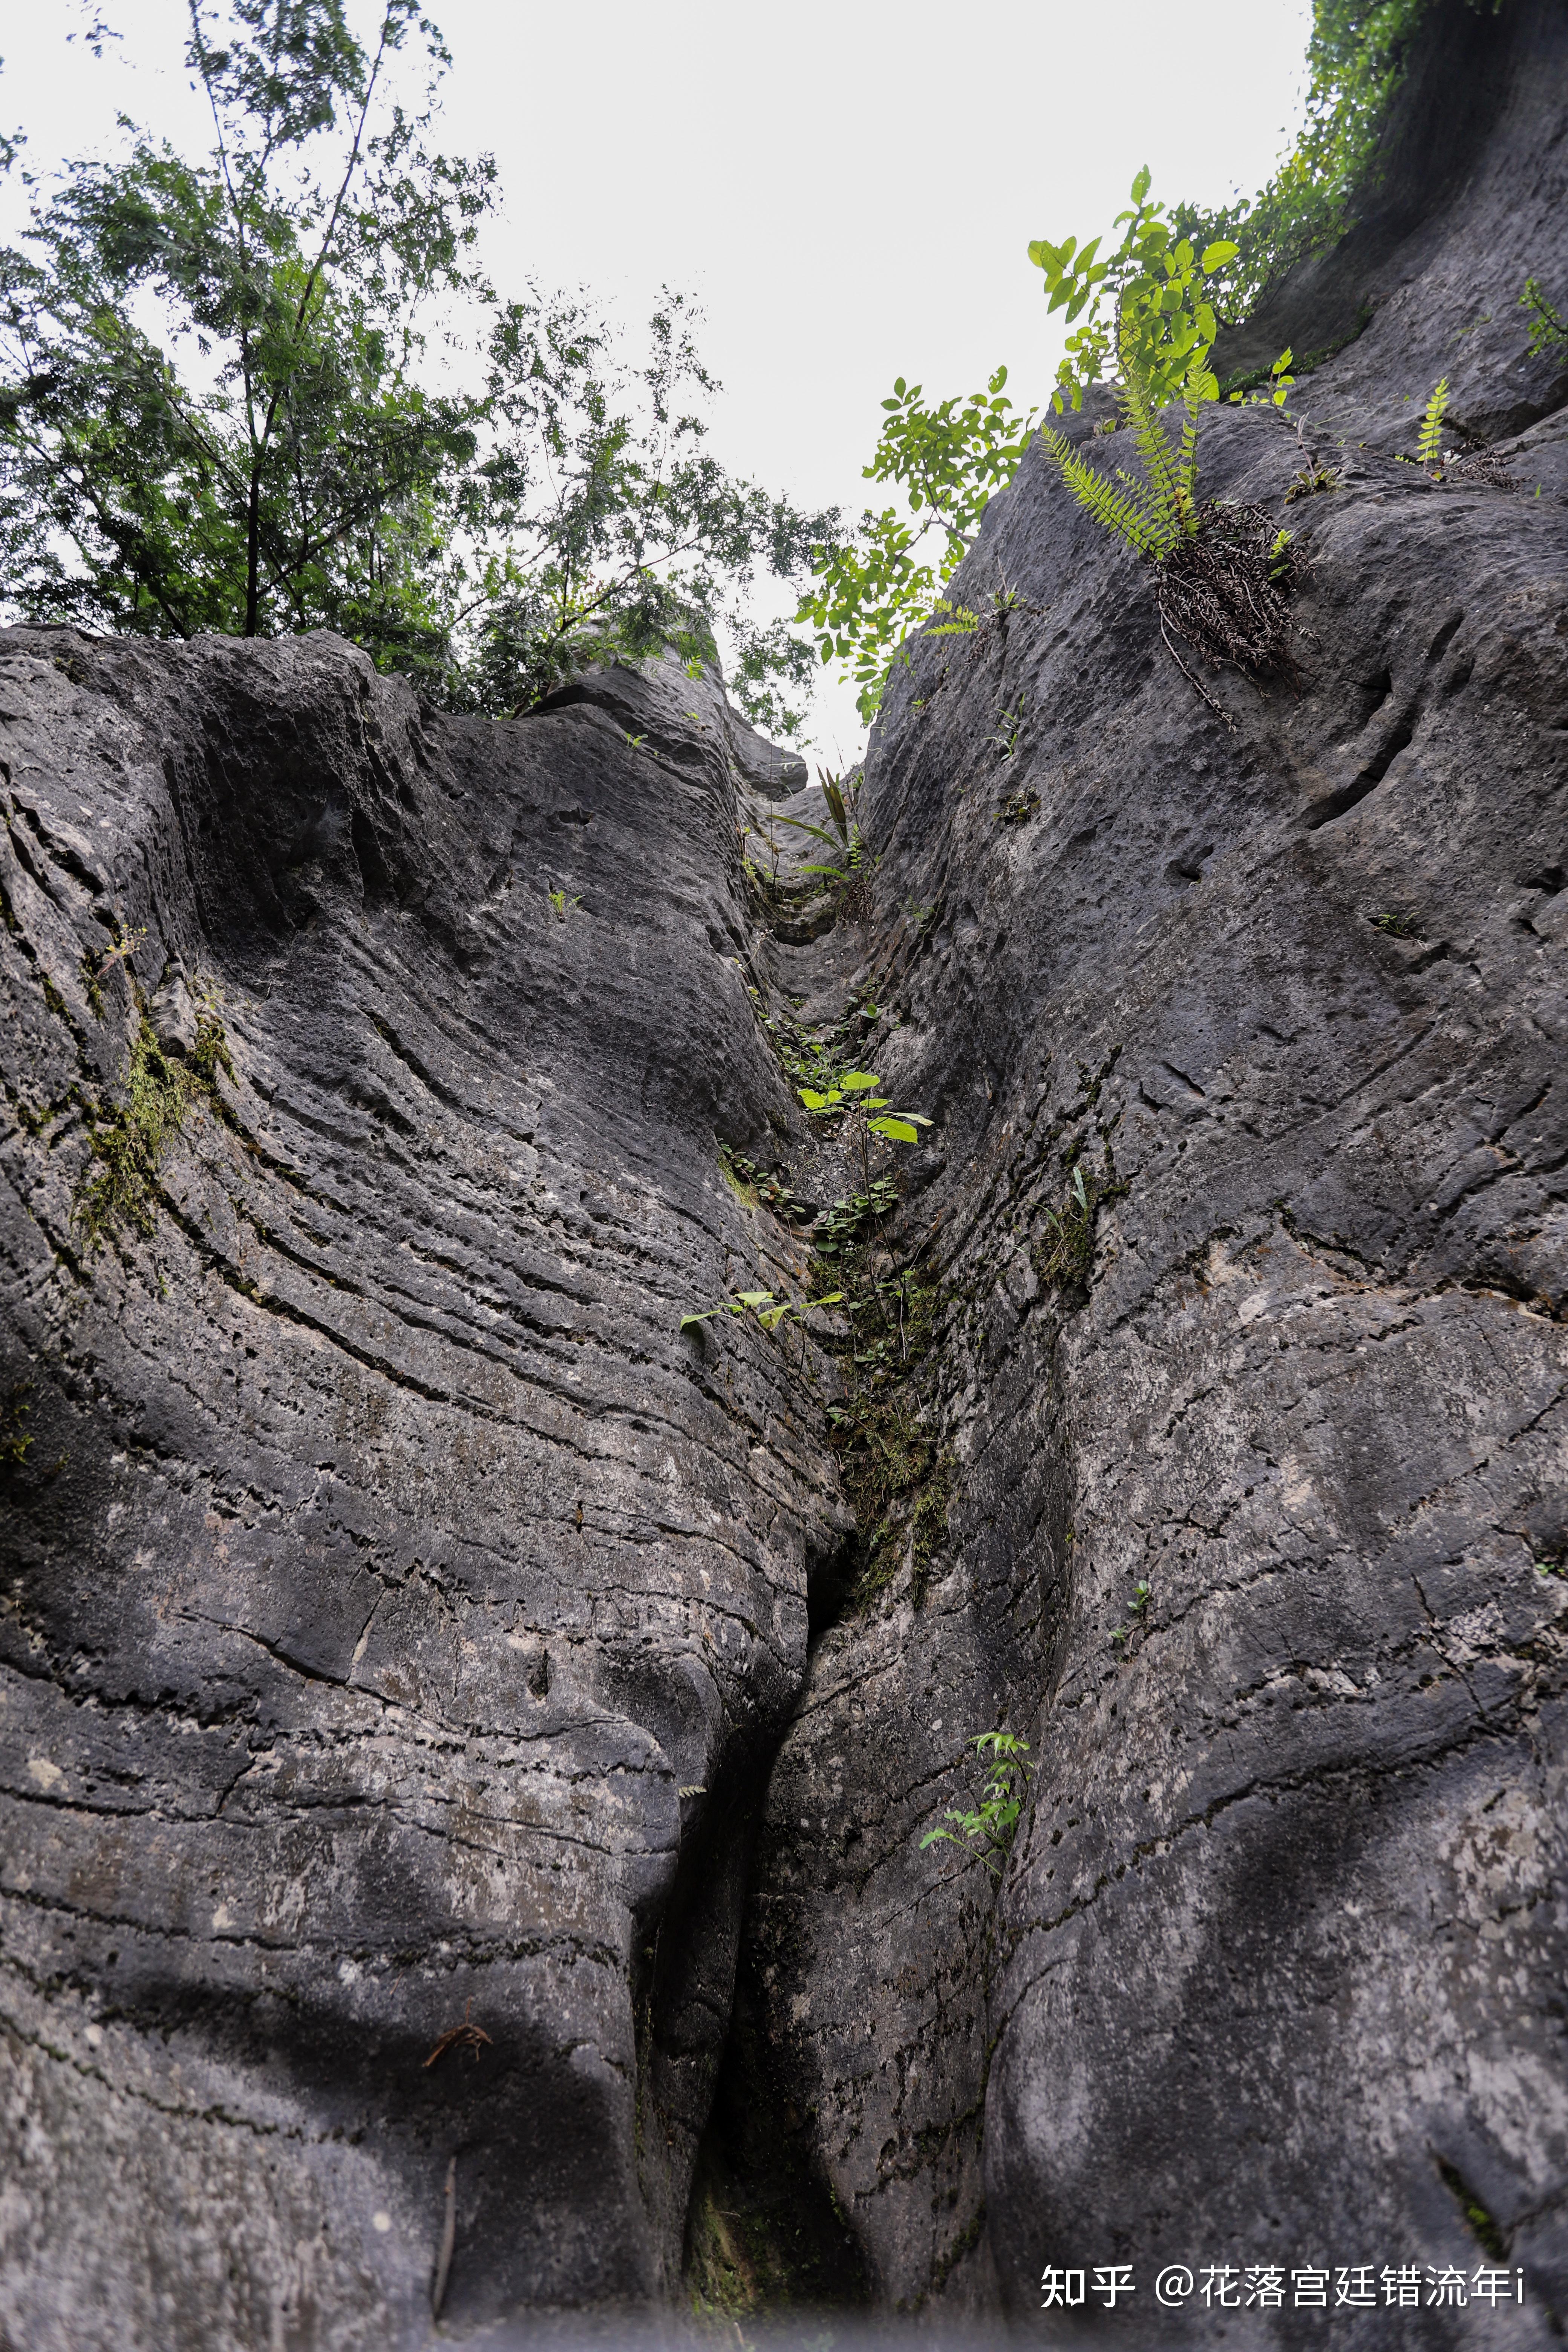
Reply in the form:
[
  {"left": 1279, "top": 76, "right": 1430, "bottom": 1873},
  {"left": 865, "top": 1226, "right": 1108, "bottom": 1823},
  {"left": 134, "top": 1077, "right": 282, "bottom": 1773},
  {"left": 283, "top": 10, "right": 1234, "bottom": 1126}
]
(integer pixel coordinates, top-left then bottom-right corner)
[
  {"left": 986, "top": 696, "right": 1027, "bottom": 761},
  {"left": 1111, "top": 1580, "right": 1152, "bottom": 1645},
  {"left": 1035, "top": 1162, "right": 1096, "bottom": 1288},
  {"left": 680, "top": 1288, "right": 842, "bottom": 1337},
  {"left": 547, "top": 887, "right": 582, "bottom": 920},
  {"left": 921, "top": 1730, "right": 1033, "bottom": 1877},
  {"left": 80, "top": 923, "right": 148, "bottom": 1019},
  {"left": 1, "top": 1383, "right": 33, "bottom": 1469}
]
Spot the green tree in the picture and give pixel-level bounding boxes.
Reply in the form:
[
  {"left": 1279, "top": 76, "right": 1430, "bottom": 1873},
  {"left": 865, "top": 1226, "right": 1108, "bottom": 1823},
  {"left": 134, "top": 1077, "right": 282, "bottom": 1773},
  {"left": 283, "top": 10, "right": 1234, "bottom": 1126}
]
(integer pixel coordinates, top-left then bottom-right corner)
[
  {"left": 0, "top": 0, "right": 495, "bottom": 671},
  {"left": 0, "top": 3, "right": 839, "bottom": 733},
  {"left": 447, "top": 286, "right": 836, "bottom": 733}
]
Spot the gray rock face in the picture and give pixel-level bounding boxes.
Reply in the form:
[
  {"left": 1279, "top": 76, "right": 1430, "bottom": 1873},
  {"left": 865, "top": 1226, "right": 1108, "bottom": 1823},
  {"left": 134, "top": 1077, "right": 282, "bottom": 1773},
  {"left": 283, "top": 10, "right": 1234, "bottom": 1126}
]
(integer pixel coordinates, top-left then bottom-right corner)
[
  {"left": 0, "top": 634, "right": 847, "bottom": 2344},
  {"left": 2, "top": 5, "right": 1566, "bottom": 2346},
  {"left": 731, "top": 1, "right": 1568, "bottom": 2335}
]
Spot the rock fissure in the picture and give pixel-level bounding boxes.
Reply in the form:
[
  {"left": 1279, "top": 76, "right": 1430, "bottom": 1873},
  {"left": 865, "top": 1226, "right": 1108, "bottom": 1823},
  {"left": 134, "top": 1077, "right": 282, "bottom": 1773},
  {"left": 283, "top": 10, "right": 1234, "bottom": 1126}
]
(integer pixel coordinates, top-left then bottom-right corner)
[{"left": 5, "top": 7, "right": 1568, "bottom": 2338}]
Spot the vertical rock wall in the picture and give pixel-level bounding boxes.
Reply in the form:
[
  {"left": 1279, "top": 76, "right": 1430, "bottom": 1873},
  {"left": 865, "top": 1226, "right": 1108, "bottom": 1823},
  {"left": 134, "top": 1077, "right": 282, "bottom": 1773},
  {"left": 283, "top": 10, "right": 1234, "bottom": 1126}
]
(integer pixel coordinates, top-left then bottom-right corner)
[{"left": 2, "top": 2, "right": 1567, "bottom": 2343}]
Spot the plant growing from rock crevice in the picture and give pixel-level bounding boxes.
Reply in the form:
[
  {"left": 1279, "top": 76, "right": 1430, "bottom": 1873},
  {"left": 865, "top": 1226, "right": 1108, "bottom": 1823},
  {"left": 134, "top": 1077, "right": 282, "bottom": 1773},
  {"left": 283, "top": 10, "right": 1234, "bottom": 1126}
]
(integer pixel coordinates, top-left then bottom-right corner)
[
  {"left": 1417, "top": 377, "right": 1450, "bottom": 478},
  {"left": 73, "top": 1001, "right": 234, "bottom": 1246},
  {"left": 1031, "top": 174, "right": 1299, "bottom": 724},
  {"left": 774, "top": 772, "right": 874, "bottom": 922},
  {"left": 921, "top": 1730, "right": 1034, "bottom": 1877},
  {"left": 1520, "top": 276, "right": 1568, "bottom": 359}
]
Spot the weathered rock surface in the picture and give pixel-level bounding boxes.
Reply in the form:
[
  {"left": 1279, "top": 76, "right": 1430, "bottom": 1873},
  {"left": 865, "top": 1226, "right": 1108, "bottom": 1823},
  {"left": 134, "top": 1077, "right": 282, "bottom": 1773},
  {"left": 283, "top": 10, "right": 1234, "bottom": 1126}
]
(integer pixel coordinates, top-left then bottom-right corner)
[
  {"left": 0, "top": 634, "right": 849, "bottom": 2344},
  {"left": 2, "top": 3, "right": 1566, "bottom": 2346},
  {"left": 732, "top": 0, "right": 1568, "bottom": 2337}
]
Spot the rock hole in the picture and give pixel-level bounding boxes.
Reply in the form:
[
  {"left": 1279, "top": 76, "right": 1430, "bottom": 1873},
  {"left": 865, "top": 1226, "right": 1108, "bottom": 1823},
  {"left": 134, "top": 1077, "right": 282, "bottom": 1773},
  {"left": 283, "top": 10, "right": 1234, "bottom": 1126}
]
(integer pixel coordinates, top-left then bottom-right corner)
[
  {"left": 1306, "top": 716, "right": 1416, "bottom": 829},
  {"left": 1164, "top": 844, "right": 1216, "bottom": 885},
  {"left": 806, "top": 1531, "right": 861, "bottom": 1646},
  {"left": 1424, "top": 613, "right": 1464, "bottom": 666}
]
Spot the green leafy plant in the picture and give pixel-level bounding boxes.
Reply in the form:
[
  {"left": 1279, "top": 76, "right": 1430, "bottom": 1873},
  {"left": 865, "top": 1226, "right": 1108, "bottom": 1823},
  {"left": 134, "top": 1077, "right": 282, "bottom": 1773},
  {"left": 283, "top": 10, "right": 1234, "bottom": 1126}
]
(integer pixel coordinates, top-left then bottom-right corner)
[
  {"left": 1285, "top": 458, "right": 1341, "bottom": 502},
  {"left": 812, "top": 1174, "right": 900, "bottom": 1259},
  {"left": 920, "top": 1731, "right": 1033, "bottom": 1876},
  {"left": 718, "top": 1146, "right": 808, "bottom": 1222},
  {"left": 1521, "top": 276, "right": 1568, "bottom": 357},
  {"left": 80, "top": 923, "right": 147, "bottom": 1017},
  {"left": 1029, "top": 169, "right": 1261, "bottom": 418},
  {"left": 1369, "top": 908, "right": 1424, "bottom": 939},
  {"left": 799, "top": 1068, "right": 930, "bottom": 1158},
  {"left": 1417, "top": 377, "right": 1450, "bottom": 476},
  {"left": 680, "top": 1287, "right": 842, "bottom": 1337},
  {"left": 546, "top": 887, "right": 581, "bottom": 919},
  {"left": 1110, "top": 1580, "right": 1153, "bottom": 1646},
  {"left": 1032, "top": 245, "right": 1300, "bottom": 720},
  {"left": 1029, "top": 171, "right": 1294, "bottom": 570},
  {"left": 775, "top": 771, "right": 868, "bottom": 891},
  {"left": 796, "top": 368, "right": 1038, "bottom": 723},
  {"left": 987, "top": 696, "right": 1026, "bottom": 760},
  {"left": 1035, "top": 1162, "right": 1099, "bottom": 1288}
]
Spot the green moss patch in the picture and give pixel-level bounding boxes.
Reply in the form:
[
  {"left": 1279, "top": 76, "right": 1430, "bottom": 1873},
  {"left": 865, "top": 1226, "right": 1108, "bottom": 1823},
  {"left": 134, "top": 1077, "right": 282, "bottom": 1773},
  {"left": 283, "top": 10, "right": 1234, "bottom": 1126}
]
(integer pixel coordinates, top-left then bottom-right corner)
[{"left": 73, "top": 1009, "right": 233, "bottom": 1246}]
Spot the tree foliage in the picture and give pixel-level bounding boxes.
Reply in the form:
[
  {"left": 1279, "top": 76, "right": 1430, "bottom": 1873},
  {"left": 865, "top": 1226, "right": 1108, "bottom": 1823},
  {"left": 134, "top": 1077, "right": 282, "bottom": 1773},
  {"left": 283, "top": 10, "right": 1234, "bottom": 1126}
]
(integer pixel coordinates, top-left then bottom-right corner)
[
  {"left": 0, "top": 2, "right": 837, "bottom": 734},
  {"left": 449, "top": 288, "right": 832, "bottom": 732},
  {"left": 796, "top": 368, "right": 1036, "bottom": 725},
  {"left": 1028, "top": 167, "right": 1257, "bottom": 416},
  {"left": 1, "top": 1, "right": 493, "bottom": 664}
]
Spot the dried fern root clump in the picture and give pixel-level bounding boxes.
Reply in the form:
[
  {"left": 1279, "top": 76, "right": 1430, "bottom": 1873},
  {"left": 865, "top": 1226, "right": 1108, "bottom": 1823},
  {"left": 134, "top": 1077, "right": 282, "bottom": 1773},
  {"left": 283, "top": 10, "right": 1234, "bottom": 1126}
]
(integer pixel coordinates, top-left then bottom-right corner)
[{"left": 1157, "top": 499, "right": 1299, "bottom": 693}]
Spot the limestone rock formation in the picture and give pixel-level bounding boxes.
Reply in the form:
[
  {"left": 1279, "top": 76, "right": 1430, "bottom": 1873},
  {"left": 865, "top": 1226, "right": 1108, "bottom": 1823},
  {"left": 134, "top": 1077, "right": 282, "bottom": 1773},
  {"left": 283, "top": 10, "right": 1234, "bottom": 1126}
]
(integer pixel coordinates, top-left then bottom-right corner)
[{"left": 2, "top": 1, "right": 1566, "bottom": 2345}]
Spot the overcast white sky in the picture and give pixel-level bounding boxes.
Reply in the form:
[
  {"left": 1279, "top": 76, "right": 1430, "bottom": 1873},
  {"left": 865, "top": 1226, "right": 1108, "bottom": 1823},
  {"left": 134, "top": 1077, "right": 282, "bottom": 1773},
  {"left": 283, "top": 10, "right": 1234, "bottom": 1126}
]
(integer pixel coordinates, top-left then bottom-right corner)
[{"left": 2, "top": 0, "right": 1312, "bottom": 758}]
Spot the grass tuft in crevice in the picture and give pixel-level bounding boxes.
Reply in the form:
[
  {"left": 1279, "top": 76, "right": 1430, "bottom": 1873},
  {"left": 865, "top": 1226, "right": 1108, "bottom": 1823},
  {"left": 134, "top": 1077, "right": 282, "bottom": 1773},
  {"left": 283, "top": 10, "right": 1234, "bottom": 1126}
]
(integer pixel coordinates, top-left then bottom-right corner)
[{"left": 73, "top": 1006, "right": 234, "bottom": 1247}]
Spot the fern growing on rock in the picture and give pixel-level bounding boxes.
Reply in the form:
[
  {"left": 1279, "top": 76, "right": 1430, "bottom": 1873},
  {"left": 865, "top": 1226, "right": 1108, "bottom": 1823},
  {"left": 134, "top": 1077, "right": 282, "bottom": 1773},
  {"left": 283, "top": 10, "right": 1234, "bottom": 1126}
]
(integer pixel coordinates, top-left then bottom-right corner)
[
  {"left": 1031, "top": 188, "right": 1299, "bottom": 724},
  {"left": 1417, "top": 376, "right": 1450, "bottom": 476},
  {"left": 1038, "top": 312, "right": 1207, "bottom": 560}
]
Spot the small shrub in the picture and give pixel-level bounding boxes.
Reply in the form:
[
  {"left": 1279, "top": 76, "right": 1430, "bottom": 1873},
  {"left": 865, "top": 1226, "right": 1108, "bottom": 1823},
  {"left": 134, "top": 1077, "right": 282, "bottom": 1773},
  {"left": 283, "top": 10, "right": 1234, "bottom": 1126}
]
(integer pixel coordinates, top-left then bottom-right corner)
[
  {"left": 1520, "top": 276, "right": 1568, "bottom": 359},
  {"left": 921, "top": 1731, "right": 1033, "bottom": 1877}
]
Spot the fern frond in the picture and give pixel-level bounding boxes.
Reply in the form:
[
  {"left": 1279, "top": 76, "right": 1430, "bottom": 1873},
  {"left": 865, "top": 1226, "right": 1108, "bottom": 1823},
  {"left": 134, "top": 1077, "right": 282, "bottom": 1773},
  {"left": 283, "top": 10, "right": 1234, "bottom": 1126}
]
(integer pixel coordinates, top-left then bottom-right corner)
[
  {"left": 1176, "top": 374, "right": 1203, "bottom": 531},
  {"left": 1116, "top": 326, "right": 1182, "bottom": 541},
  {"left": 1038, "top": 428, "right": 1165, "bottom": 556},
  {"left": 1418, "top": 377, "right": 1449, "bottom": 471}
]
